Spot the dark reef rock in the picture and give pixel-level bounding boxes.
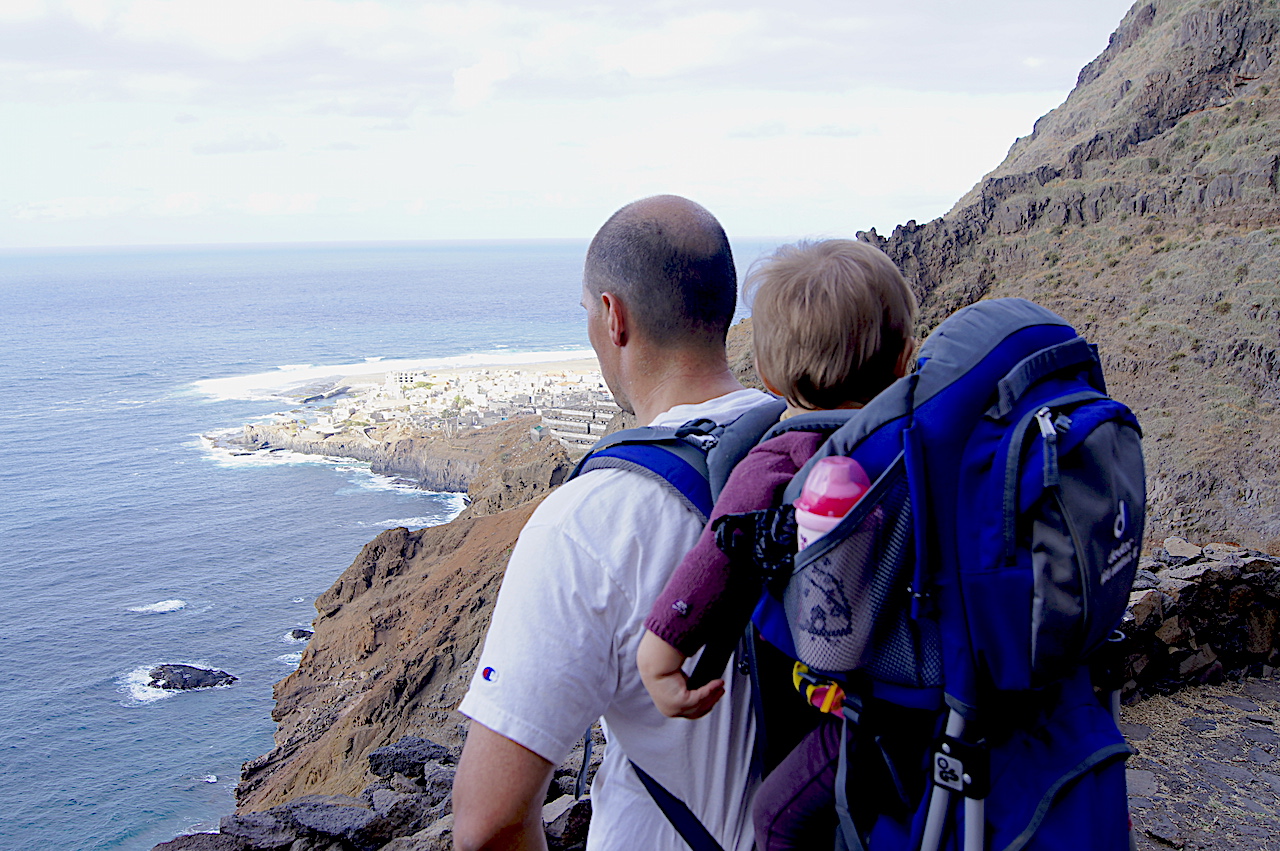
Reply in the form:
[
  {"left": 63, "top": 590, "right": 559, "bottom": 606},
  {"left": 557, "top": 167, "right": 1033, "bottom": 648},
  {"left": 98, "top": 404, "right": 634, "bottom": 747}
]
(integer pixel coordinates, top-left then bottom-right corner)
[
  {"left": 148, "top": 664, "right": 237, "bottom": 691},
  {"left": 367, "top": 737, "right": 454, "bottom": 779},
  {"left": 288, "top": 628, "right": 314, "bottom": 641}
]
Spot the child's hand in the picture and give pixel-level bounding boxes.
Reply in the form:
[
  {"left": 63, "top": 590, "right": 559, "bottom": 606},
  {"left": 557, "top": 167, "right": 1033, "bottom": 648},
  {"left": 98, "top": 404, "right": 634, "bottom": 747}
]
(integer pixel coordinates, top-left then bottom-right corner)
[{"left": 637, "top": 630, "right": 725, "bottom": 719}]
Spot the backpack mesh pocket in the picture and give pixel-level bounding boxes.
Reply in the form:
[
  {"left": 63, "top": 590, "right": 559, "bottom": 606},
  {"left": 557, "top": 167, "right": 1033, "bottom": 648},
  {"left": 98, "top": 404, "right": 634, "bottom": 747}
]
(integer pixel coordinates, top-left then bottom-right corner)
[{"left": 783, "top": 453, "right": 919, "bottom": 676}]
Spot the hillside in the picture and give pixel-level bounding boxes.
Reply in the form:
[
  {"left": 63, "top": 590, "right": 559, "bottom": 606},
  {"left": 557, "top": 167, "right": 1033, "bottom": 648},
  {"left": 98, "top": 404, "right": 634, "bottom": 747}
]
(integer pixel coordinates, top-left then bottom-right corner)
[{"left": 861, "top": 0, "right": 1280, "bottom": 549}]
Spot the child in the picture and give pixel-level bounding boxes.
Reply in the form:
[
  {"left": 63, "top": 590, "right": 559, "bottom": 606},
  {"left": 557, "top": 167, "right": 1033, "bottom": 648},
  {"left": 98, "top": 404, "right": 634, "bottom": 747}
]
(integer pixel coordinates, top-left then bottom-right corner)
[{"left": 636, "top": 238, "right": 917, "bottom": 850}]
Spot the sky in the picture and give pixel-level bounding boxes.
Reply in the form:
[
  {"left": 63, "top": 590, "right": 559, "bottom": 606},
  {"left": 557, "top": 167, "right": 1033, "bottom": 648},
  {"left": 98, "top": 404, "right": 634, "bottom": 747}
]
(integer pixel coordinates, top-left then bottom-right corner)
[{"left": 1, "top": 0, "right": 1139, "bottom": 249}]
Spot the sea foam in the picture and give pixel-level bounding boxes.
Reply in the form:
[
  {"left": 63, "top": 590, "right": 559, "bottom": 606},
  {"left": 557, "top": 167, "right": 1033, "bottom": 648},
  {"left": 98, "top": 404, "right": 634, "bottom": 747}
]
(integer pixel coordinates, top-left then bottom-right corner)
[
  {"left": 122, "top": 667, "right": 177, "bottom": 704},
  {"left": 128, "top": 599, "right": 187, "bottom": 614}
]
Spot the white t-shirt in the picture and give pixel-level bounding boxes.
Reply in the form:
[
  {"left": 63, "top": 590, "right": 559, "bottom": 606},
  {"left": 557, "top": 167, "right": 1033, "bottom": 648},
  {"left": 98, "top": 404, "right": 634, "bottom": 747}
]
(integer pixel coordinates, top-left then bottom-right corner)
[{"left": 459, "top": 388, "right": 772, "bottom": 851}]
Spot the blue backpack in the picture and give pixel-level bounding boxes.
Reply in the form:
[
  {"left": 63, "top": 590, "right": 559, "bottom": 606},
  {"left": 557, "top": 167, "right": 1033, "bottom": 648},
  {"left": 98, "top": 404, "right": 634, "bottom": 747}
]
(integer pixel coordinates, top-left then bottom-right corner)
[
  {"left": 570, "top": 297, "right": 1144, "bottom": 851},
  {"left": 744, "top": 297, "right": 1143, "bottom": 851}
]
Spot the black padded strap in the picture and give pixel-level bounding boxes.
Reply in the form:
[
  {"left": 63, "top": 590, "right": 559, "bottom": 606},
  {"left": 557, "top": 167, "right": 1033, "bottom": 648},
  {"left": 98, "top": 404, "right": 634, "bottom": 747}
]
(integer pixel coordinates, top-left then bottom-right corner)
[{"left": 631, "top": 761, "right": 726, "bottom": 851}]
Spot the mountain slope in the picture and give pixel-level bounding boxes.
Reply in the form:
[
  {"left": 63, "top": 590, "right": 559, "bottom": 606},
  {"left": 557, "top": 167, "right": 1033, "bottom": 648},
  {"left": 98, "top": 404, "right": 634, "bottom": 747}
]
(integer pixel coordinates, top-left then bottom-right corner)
[{"left": 862, "top": 0, "right": 1280, "bottom": 548}]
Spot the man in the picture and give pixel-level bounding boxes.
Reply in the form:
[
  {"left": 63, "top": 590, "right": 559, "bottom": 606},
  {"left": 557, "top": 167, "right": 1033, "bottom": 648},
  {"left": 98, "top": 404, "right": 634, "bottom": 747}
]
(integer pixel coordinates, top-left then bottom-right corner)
[{"left": 452, "top": 195, "right": 771, "bottom": 851}]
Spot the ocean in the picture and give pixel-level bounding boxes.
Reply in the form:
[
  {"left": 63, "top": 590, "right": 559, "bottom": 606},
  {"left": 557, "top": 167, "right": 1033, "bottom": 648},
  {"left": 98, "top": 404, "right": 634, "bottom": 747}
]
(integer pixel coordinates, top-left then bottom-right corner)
[{"left": 0, "top": 238, "right": 775, "bottom": 850}]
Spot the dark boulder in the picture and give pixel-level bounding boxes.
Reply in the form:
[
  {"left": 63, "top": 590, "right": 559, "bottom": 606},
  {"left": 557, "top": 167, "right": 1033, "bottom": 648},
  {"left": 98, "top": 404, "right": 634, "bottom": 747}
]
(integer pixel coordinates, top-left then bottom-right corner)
[
  {"left": 151, "top": 833, "right": 249, "bottom": 850},
  {"left": 367, "top": 736, "right": 454, "bottom": 778},
  {"left": 288, "top": 628, "right": 314, "bottom": 641},
  {"left": 149, "top": 664, "right": 237, "bottom": 691}
]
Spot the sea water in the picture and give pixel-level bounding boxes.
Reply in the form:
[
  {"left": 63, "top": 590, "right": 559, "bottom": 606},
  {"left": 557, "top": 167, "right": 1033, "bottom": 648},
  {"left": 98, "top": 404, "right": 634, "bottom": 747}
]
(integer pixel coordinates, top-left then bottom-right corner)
[{"left": 0, "top": 238, "right": 776, "bottom": 850}]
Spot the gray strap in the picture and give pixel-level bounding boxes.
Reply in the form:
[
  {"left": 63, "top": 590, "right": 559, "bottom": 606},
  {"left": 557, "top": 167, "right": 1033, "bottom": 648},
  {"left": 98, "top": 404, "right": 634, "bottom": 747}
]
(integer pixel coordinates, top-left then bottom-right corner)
[
  {"left": 574, "top": 727, "right": 593, "bottom": 799},
  {"left": 834, "top": 708, "right": 867, "bottom": 851},
  {"left": 986, "top": 337, "right": 1098, "bottom": 420}
]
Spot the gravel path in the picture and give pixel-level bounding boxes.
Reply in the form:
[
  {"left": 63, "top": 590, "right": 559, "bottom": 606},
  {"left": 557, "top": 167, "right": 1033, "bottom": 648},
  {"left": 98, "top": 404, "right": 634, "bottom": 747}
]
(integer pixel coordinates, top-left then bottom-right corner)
[{"left": 1123, "top": 676, "right": 1280, "bottom": 849}]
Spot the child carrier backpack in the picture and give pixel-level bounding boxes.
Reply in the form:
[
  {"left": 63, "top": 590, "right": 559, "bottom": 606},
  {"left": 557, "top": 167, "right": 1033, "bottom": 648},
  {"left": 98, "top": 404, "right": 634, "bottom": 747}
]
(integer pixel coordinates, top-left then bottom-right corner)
[{"left": 732, "top": 297, "right": 1144, "bottom": 851}]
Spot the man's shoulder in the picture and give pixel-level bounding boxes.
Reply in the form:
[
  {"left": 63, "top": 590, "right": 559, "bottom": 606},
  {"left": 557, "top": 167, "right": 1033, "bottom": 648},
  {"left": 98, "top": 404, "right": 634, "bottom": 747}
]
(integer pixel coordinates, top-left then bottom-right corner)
[{"left": 648, "top": 388, "right": 772, "bottom": 428}]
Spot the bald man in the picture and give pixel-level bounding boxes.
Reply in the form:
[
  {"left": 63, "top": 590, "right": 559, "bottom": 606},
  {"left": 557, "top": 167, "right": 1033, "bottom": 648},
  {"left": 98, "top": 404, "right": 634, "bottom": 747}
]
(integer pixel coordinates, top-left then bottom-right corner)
[{"left": 453, "top": 196, "right": 771, "bottom": 851}]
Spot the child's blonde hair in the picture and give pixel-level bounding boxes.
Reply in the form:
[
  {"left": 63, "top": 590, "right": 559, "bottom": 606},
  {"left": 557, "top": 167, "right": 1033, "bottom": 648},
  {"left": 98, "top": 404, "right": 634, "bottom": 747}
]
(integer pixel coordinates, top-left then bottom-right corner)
[{"left": 745, "top": 239, "right": 917, "bottom": 410}]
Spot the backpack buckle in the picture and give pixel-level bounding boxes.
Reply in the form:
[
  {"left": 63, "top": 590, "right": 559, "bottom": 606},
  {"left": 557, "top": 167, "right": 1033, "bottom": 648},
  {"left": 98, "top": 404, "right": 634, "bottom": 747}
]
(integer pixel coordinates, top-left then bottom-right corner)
[
  {"left": 931, "top": 735, "right": 989, "bottom": 799},
  {"left": 675, "top": 417, "right": 719, "bottom": 450},
  {"left": 712, "top": 506, "right": 796, "bottom": 593}
]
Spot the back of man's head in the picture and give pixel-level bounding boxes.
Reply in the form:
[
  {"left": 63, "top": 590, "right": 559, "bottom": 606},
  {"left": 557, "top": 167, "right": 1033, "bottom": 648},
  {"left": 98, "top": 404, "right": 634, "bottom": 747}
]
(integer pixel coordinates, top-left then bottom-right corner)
[{"left": 584, "top": 195, "right": 737, "bottom": 348}]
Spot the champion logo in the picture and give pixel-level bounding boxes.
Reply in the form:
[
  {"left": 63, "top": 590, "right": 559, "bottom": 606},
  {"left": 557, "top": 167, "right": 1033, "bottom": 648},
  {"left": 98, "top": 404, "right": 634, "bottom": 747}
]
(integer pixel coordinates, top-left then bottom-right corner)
[
  {"left": 1113, "top": 500, "right": 1128, "bottom": 539},
  {"left": 482, "top": 666, "right": 499, "bottom": 682}
]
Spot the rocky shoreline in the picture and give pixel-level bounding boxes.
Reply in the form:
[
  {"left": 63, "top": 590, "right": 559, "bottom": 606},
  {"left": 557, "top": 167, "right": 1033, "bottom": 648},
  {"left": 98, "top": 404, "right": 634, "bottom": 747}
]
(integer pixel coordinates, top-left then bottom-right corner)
[{"left": 230, "top": 414, "right": 567, "bottom": 497}]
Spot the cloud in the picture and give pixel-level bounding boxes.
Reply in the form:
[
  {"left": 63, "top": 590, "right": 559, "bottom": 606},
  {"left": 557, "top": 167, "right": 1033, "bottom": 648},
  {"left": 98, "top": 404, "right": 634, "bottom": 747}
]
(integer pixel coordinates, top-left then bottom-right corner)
[
  {"left": 192, "top": 133, "right": 283, "bottom": 155},
  {"left": 14, "top": 194, "right": 136, "bottom": 220},
  {"left": 728, "top": 121, "right": 788, "bottom": 139},
  {"left": 452, "top": 50, "right": 516, "bottom": 109},
  {"left": 239, "top": 192, "right": 320, "bottom": 215},
  {"left": 806, "top": 124, "right": 866, "bottom": 138}
]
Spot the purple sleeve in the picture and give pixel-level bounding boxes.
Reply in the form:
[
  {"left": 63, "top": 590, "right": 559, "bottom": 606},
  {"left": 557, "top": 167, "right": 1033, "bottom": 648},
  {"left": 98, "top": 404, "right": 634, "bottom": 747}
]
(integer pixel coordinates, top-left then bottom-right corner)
[{"left": 645, "top": 430, "right": 823, "bottom": 656}]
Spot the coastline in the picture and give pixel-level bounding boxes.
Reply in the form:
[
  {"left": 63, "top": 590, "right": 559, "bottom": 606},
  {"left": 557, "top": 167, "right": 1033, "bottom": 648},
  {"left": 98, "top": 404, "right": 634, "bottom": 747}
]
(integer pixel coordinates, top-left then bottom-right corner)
[{"left": 215, "top": 355, "right": 613, "bottom": 493}]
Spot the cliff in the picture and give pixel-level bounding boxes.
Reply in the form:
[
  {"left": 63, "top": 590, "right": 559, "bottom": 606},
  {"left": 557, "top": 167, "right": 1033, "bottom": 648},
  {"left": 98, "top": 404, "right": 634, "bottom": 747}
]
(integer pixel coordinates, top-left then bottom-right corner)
[
  {"left": 240, "top": 415, "right": 566, "bottom": 496},
  {"left": 235, "top": 503, "right": 540, "bottom": 812},
  {"left": 859, "top": 0, "right": 1280, "bottom": 549}
]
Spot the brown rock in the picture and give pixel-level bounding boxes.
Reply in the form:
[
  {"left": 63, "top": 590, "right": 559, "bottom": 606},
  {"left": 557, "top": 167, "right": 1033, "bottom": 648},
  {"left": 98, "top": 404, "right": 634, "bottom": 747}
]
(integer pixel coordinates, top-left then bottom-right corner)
[
  {"left": 1165, "top": 562, "right": 1216, "bottom": 582},
  {"left": 1128, "top": 589, "right": 1163, "bottom": 627},
  {"left": 1203, "top": 543, "right": 1247, "bottom": 561},
  {"left": 1164, "top": 537, "right": 1205, "bottom": 560},
  {"left": 380, "top": 815, "right": 454, "bottom": 851},
  {"left": 1246, "top": 608, "right": 1278, "bottom": 655},
  {"left": 1156, "top": 616, "right": 1187, "bottom": 646},
  {"left": 1178, "top": 646, "right": 1219, "bottom": 678}
]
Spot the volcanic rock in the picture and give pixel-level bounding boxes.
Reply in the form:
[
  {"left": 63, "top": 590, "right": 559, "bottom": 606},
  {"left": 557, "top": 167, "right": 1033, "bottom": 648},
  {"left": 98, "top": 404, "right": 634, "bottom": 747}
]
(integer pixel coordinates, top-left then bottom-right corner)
[{"left": 148, "top": 664, "right": 236, "bottom": 691}]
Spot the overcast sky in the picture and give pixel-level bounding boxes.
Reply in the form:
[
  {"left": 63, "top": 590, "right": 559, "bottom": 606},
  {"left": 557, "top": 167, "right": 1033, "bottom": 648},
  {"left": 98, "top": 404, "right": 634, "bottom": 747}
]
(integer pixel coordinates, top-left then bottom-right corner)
[{"left": 2, "top": 0, "right": 1138, "bottom": 249}]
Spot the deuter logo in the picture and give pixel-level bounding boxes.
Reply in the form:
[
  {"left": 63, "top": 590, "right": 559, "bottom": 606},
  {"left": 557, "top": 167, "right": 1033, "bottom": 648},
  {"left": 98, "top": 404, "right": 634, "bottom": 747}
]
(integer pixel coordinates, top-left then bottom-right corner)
[{"left": 1113, "top": 500, "right": 1128, "bottom": 539}]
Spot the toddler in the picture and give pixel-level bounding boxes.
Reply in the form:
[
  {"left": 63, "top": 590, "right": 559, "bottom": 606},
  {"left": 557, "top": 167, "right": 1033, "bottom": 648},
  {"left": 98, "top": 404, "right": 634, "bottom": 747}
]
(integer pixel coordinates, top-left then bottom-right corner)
[{"left": 636, "top": 238, "right": 917, "bottom": 850}]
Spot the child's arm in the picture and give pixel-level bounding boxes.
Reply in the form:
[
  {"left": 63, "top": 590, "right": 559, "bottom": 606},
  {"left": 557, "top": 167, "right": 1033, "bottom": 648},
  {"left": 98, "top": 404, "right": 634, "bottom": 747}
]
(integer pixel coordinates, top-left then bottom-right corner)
[{"left": 637, "top": 630, "right": 725, "bottom": 719}]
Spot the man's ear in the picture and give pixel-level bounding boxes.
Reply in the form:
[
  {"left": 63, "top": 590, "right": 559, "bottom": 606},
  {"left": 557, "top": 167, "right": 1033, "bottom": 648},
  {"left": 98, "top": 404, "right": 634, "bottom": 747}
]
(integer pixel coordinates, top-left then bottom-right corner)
[
  {"left": 602, "top": 292, "right": 627, "bottom": 347},
  {"left": 894, "top": 337, "right": 917, "bottom": 378}
]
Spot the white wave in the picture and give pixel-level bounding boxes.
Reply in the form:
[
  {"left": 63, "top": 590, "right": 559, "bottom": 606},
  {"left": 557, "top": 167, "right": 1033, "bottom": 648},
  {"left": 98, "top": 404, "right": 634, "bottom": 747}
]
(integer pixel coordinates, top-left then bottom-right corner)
[
  {"left": 122, "top": 666, "right": 178, "bottom": 704},
  {"left": 128, "top": 599, "right": 187, "bottom": 614},
  {"left": 189, "top": 349, "right": 596, "bottom": 401},
  {"left": 359, "top": 494, "right": 467, "bottom": 530},
  {"left": 202, "top": 775, "right": 218, "bottom": 784},
  {"left": 277, "top": 652, "right": 303, "bottom": 666},
  {"left": 291, "top": 597, "right": 306, "bottom": 603},
  {"left": 200, "top": 436, "right": 358, "bottom": 470}
]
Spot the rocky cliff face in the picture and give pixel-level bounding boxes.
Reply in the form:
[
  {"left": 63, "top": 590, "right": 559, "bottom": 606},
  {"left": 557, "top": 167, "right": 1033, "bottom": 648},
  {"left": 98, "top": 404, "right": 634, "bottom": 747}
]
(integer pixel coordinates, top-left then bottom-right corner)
[
  {"left": 860, "top": 0, "right": 1280, "bottom": 550},
  {"left": 236, "top": 504, "right": 538, "bottom": 811},
  {"left": 233, "top": 418, "right": 572, "bottom": 811},
  {"left": 241, "top": 415, "right": 568, "bottom": 496}
]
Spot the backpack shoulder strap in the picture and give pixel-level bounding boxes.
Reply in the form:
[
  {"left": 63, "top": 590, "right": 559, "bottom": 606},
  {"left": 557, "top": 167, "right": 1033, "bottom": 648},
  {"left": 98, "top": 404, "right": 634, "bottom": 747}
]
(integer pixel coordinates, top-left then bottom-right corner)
[
  {"left": 571, "top": 425, "right": 714, "bottom": 520},
  {"left": 568, "top": 398, "right": 788, "bottom": 521},
  {"left": 703, "top": 398, "right": 787, "bottom": 498},
  {"left": 760, "top": 408, "right": 858, "bottom": 442}
]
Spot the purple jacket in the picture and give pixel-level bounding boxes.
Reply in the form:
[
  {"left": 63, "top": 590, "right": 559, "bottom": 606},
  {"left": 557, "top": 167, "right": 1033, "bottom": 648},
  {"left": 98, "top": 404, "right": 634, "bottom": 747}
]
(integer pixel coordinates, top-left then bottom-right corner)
[{"left": 645, "top": 430, "right": 824, "bottom": 656}]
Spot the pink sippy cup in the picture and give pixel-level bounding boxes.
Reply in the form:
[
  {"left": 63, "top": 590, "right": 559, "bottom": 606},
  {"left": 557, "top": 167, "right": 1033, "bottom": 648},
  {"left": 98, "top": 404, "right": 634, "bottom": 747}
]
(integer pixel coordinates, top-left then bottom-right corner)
[{"left": 794, "top": 457, "right": 870, "bottom": 550}]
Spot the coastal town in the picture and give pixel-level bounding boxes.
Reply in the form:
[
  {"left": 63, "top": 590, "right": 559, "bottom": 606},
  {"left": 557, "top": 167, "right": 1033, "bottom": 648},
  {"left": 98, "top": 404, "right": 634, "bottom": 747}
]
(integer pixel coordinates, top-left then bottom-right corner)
[{"left": 270, "top": 360, "right": 623, "bottom": 451}]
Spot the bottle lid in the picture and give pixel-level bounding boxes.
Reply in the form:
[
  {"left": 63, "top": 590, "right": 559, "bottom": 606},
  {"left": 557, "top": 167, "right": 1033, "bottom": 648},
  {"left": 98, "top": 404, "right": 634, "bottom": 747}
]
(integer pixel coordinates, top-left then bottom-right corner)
[{"left": 795, "top": 456, "right": 870, "bottom": 517}]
